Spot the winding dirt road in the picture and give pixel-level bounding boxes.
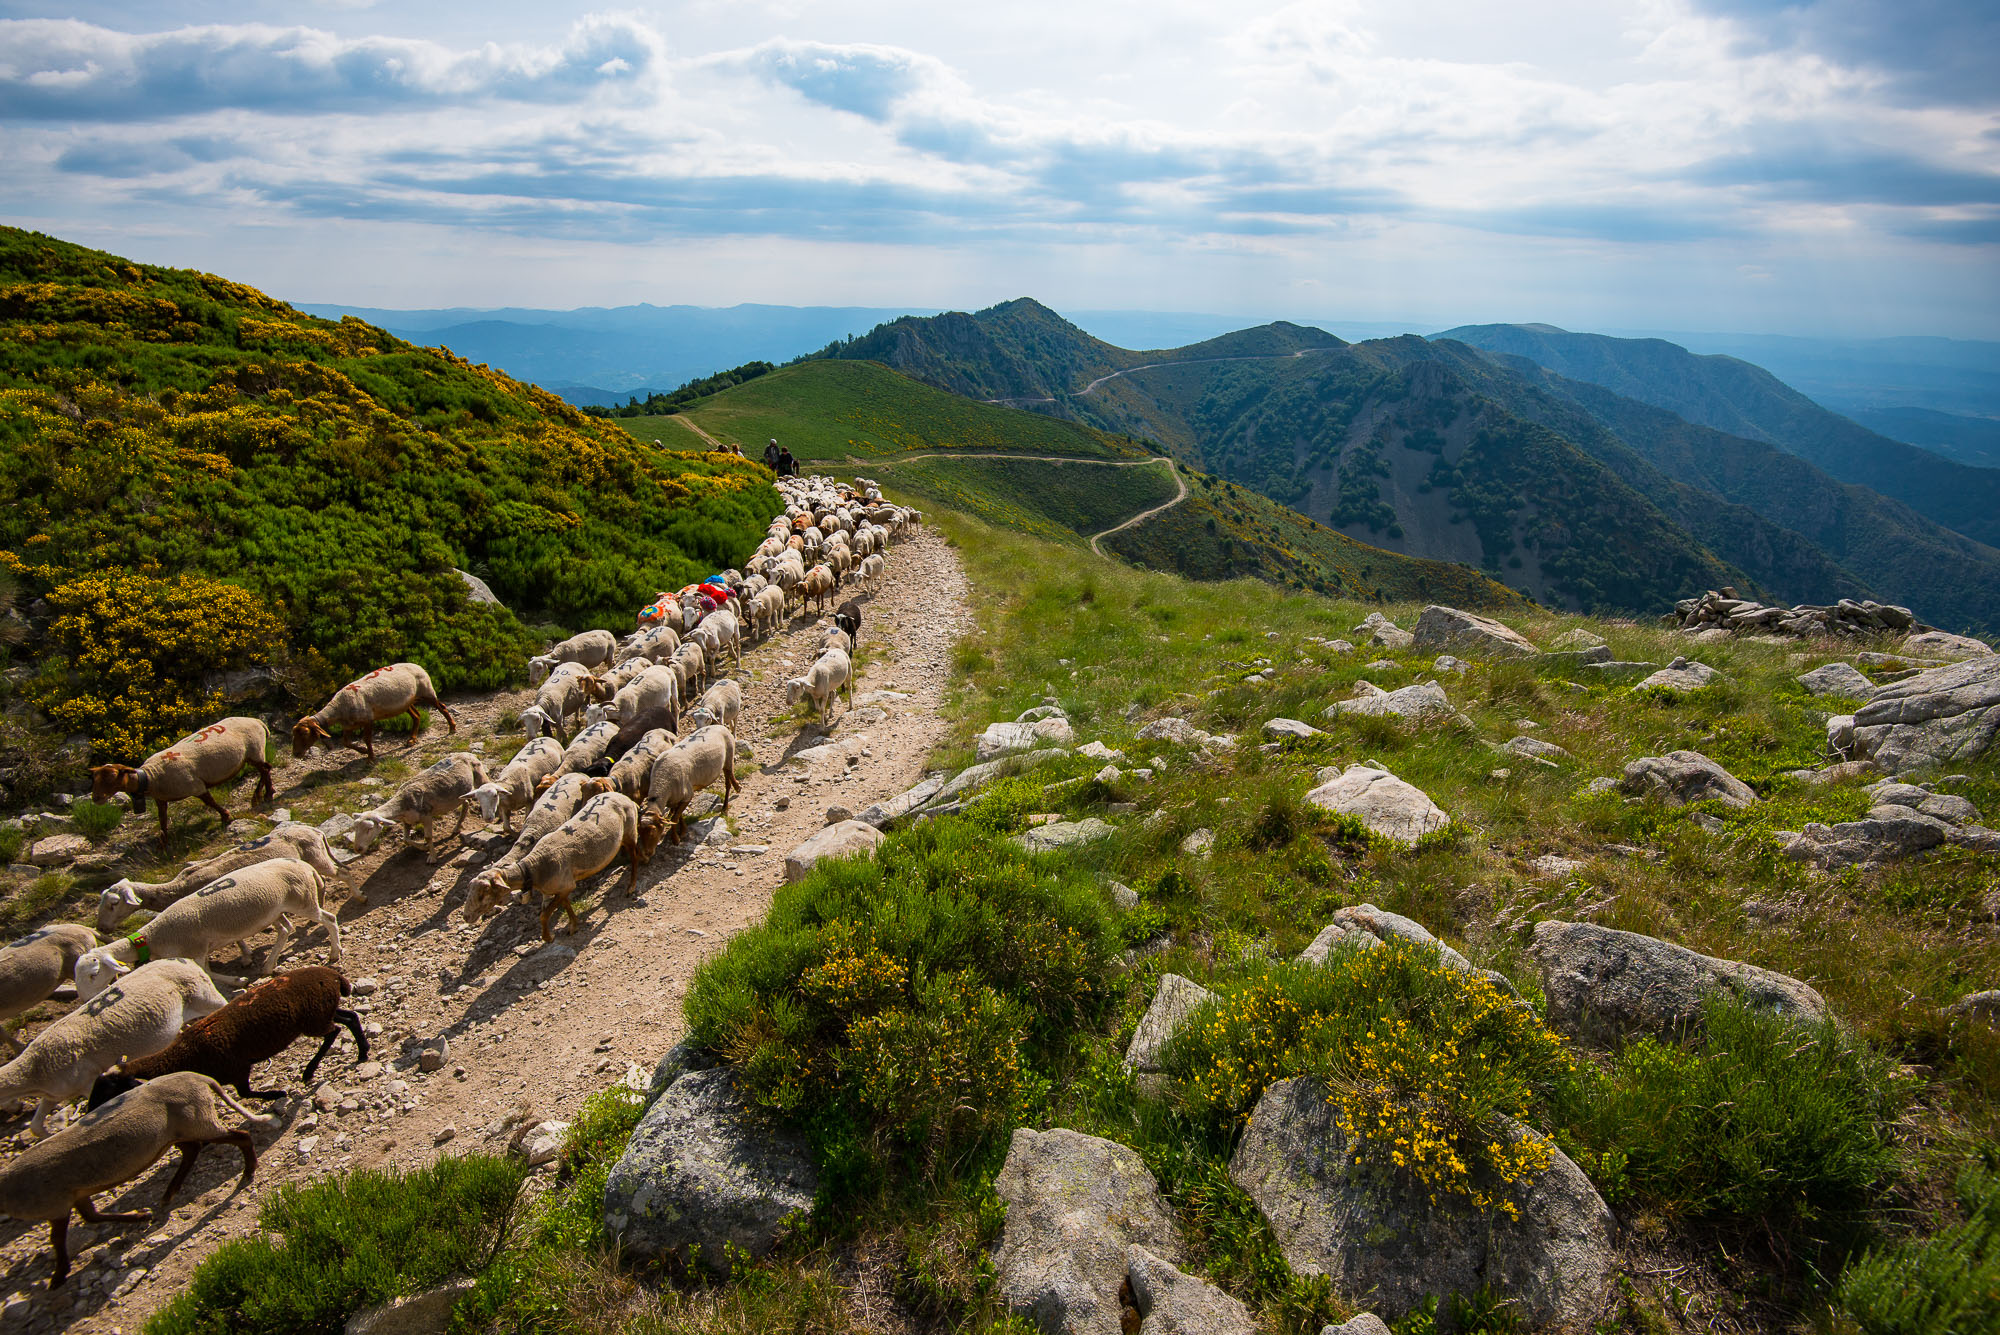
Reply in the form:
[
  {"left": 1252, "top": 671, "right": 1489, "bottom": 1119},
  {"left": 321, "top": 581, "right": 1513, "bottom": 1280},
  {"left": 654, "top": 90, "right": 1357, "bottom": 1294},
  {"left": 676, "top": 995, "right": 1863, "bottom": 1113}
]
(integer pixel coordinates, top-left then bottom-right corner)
[{"left": 859, "top": 451, "right": 1188, "bottom": 558}]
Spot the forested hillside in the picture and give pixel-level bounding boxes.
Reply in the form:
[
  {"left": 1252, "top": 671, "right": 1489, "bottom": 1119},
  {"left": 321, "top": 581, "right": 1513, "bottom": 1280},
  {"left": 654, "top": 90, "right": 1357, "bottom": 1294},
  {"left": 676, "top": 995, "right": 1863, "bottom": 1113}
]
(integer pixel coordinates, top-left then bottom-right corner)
[
  {"left": 1438, "top": 323, "right": 2000, "bottom": 550},
  {"left": 0, "top": 228, "right": 776, "bottom": 762}
]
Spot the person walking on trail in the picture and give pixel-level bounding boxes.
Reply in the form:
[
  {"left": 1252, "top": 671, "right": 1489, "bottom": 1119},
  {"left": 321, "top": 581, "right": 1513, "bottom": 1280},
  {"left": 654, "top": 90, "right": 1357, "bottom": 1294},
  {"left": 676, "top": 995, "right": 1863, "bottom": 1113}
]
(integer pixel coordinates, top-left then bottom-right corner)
[
  {"left": 763, "top": 439, "right": 781, "bottom": 469},
  {"left": 776, "top": 448, "right": 799, "bottom": 477}
]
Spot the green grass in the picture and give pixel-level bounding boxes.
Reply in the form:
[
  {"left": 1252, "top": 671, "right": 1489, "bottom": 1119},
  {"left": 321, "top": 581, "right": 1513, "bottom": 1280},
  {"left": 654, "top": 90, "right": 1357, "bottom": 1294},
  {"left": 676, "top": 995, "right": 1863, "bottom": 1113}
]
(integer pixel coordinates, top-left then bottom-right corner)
[
  {"left": 1837, "top": 1157, "right": 2000, "bottom": 1335},
  {"left": 870, "top": 455, "right": 1176, "bottom": 547},
  {"left": 671, "top": 360, "right": 1146, "bottom": 462},
  {"left": 147, "top": 1154, "right": 530, "bottom": 1335}
]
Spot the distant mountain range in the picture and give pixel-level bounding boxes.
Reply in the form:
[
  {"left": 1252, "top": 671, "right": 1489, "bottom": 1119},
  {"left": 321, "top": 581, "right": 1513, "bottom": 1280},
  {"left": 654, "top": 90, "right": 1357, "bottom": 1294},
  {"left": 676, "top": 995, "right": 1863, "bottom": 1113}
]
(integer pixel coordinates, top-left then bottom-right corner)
[{"left": 809, "top": 301, "right": 2000, "bottom": 631}]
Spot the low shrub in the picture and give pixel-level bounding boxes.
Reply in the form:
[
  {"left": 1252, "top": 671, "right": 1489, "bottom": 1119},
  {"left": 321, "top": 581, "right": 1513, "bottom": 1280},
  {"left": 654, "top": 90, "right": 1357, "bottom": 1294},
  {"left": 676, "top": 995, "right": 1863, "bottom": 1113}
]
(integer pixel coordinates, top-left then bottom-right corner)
[
  {"left": 684, "top": 818, "right": 1117, "bottom": 1194},
  {"left": 1165, "top": 943, "right": 1578, "bottom": 1216},
  {"left": 70, "top": 799, "right": 122, "bottom": 841},
  {"left": 1564, "top": 999, "right": 1902, "bottom": 1243},
  {"left": 146, "top": 1153, "right": 529, "bottom": 1335},
  {"left": 0, "top": 825, "right": 22, "bottom": 865},
  {"left": 1836, "top": 1158, "right": 2000, "bottom": 1335}
]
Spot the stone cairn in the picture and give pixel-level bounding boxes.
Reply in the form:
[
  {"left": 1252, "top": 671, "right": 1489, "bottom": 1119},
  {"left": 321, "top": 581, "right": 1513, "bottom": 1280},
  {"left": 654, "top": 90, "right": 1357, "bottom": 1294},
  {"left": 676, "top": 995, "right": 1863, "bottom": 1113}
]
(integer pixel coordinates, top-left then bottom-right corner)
[{"left": 1671, "top": 589, "right": 1919, "bottom": 638}]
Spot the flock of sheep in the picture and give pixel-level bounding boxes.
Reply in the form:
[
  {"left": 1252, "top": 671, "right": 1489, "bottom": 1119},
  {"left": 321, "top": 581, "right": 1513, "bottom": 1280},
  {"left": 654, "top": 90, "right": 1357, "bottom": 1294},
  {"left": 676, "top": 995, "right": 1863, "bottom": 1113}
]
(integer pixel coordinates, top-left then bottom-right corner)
[{"left": 0, "top": 474, "right": 917, "bottom": 1289}]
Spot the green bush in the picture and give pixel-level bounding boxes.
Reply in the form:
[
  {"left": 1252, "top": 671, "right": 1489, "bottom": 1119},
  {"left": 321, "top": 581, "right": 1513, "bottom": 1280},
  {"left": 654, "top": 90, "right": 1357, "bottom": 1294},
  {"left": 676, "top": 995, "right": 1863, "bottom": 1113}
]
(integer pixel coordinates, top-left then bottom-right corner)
[
  {"left": 1565, "top": 999, "right": 1902, "bottom": 1241},
  {"left": 684, "top": 818, "right": 1118, "bottom": 1192},
  {"left": 146, "top": 1154, "right": 529, "bottom": 1335},
  {"left": 70, "top": 800, "right": 122, "bottom": 841},
  {"left": 1165, "top": 943, "right": 1578, "bottom": 1216},
  {"left": 0, "top": 825, "right": 22, "bottom": 865},
  {"left": 1836, "top": 1159, "right": 2000, "bottom": 1335}
]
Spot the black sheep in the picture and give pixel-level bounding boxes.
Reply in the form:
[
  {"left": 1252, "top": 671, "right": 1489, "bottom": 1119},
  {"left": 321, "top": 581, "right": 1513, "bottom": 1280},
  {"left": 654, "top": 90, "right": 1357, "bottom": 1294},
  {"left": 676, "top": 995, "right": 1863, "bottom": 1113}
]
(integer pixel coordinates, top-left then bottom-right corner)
[
  {"left": 86, "top": 965, "right": 367, "bottom": 1108},
  {"left": 833, "top": 599, "right": 862, "bottom": 642}
]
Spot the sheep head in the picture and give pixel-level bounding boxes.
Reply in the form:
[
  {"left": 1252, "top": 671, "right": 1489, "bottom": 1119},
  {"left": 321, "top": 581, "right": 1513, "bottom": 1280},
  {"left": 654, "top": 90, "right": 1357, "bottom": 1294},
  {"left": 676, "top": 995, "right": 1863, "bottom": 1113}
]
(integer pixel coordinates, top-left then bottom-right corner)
[
  {"left": 462, "top": 866, "right": 521, "bottom": 925},
  {"left": 74, "top": 948, "right": 131, "bottom": 1002},
  {"left": 465, "top": 783, "right": 508, "bottom": 824},
  {"left": 347, "top": 813, "right": 400, "bottom": 854},
  {"left": 526, "top": 656, "right": 555, "bottom": 687},
  {"left": 636, "top": 808, "right": 669, "bottom": 862},
  {"left": 519, "top": 706, "right": 556, "bottom": 739},
  {"left": 95, "top": 881, "right": 145, "bottom": 934},
  {"left": 291, "top": 717, "right": 331, "bottom": 756},
  {"left": 683, "top": 706, "right": 717, "bottom": 731},
  {"left": 784, "top": 678, "right": 809, "bottom": 707},
  {"left": 583, "top": 703, "right": 610, "bottom": 727},
  {"left": 88, "top": 764, "right": 142, "bottom": 808}
]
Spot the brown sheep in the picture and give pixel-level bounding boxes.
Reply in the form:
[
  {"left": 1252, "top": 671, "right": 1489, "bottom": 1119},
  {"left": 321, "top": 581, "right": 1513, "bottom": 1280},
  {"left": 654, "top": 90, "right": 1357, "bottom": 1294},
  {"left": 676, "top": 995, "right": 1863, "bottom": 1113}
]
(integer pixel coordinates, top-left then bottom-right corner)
[
  {"left": 292, "top": 663, "right": 455, "bottom": 760},
  {"left": 90, "top": 718, "right": 273, "bottom": 849}
]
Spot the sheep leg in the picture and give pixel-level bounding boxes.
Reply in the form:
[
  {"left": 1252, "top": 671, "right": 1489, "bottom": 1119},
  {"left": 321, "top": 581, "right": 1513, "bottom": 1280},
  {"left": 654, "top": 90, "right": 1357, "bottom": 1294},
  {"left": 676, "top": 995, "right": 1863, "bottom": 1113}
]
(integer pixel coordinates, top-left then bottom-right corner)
[
  {"left": 47, "top": 1216, "right": 71, "bottom": 1288},
  {"left": 198, "top": 790, "right": 232, "bottom": 827},
  {"left": 433, "top": 698, "right": 458, "bottom": 734},
  {"left": 362, "top": 723, "right": 377, "bottom": 760},
  {"left": 624, "top": 839, "right": 639, "bottom": 895},
  {"left": 156, "top": 801, "right": 171, "bottom": 851},
  {"left": 301, "top": 1009, "right": 368, "bottom": 1085},
  {"left": 260, "top": 918, "right": 295, "bottom": 974},
  {"left": 404, "top": 705, "right": 424, "bottom": 744},
  {"left": 154, "top": 1144, "right": 206, "bottom": 1216},
  {"left": 313, "top": 904, "right": 342, "bottom": 963},
  {"left": 28, "top": 1097, "right": 56, "bottom": 1139},
  {"left": 249, "top": 758, "right": 274, "bottom": 806}
]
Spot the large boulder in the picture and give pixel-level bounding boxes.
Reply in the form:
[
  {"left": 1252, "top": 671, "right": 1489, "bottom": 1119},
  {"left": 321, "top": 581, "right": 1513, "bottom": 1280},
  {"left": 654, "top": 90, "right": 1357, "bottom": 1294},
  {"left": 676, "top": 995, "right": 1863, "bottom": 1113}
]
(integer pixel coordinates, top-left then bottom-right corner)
[
  {"left": 1305, "top": 767, "right": 1450, "bottom": 847},
  {"left": 929, "top": 749, "right": 1072, "bottom": 806},
  {"left": 1125, "top": 1246, "right": 1257, "bottom": 1335},
  {"left": 978, "top": 712, "right": 1077, "bottom": 762},
  {"left": 1323, "top": 680, "right": 1452, "bottom": 723},
  {"left": 1014, "top": 817, "right": 1116, "bottom": 854},
  {"left": 856, "top": 774, "right": 947, "bottom": 828},
  {"left": 1412, "top": 605, "right": 1537, "bottom": 659},
  {"left": 1229, "top": 1078, "right": 1616, "bottom": 1333},
  {"left": 1903, "top": 630, "right": 1993, "bottom": 660},
  {"left": 455, "top": 568, "right": 504, "bottom": 608},
  {"left": 1632, "top": 656, "right": 1720, "bottom": 693},
  {"left": 1549, "top": 629, "right": 1606, "bottom": 651},
  {"left": 992, "top": 1128, "right": 1184, "bottom": 1335},
  {"left": 1136, "top": 718, "right": 1234, "bottom": 751},
  {"left": 602, "top": 1069, "right": 818, "bottom": 1274},
  {"left": 1123, "top": 974, "right": 1213, "bottom": 1077},
  {"left": 1529, "top": 920, "right": 1829, "bottom": 1043},
  {"left": 784, "top": 820, "right": 886, "bottom": 882},
  {"left": 1298, "top": 903, "right": 1521, "bottom": 998},
  {"left": 1618, "top": 750, "right": 1757, "bottom": 809},
  {"left": 1353, "top": 613, "right": 1415, "bottom": 651},
  {"left": 1851, "top": 655, "right": 2000, "bottom": 773},
  {"left": 1797, "top": 662, "right": 1874, "bottom": 698},
  {"left": 1777, "top": 806, "right": 1955, "bottom": 869}
]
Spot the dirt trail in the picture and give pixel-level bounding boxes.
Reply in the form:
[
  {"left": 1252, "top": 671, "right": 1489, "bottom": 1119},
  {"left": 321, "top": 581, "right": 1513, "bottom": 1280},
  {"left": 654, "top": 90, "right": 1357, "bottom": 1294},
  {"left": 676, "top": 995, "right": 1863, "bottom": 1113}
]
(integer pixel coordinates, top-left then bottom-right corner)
[{"left": 0, "top": 528, "right": 971, "bottom": 1333}]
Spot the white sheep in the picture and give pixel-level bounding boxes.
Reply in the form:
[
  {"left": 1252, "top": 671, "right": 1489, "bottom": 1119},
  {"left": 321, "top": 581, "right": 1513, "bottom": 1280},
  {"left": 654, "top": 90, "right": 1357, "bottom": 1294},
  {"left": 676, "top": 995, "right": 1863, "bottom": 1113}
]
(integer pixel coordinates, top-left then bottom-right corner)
[
  {"left": 292, "top": 664, "right": 455, "bottom": 760},
  {"left": 520, "top": 660, "right": 593, "bottom": 744},
  {"left": 785, "top": 646, "right": 853, "bottom": 720},
  {"left": 552, "top": 720, "right": 620, "bottom": 780},
  {"left": 607, "top": 728, "right": 675, "bottom": 799},
  {"left": 527, "top": 629, "right": 617, "bottom": 686},
  {"left": 818, "top": 625, "right": 854, "bottom": 657},
  {"left": 90, "top": 718, "right": 274, "bottom": 849},
  {"left": 493, "top": 773, "right": 611, "bottom": 872},
  {"left": 684, "top": 679, "right": 743, "bottom": 734},
  {"left": 0, "top": 1070, "right": 276, "bottom": 1286},
  {"left": 462, "top": 792, "right": 657, "bottom": 939},
  {"left": 693, "top": 608, "right": 742, "bottom": 671},
  {"left": 856, "top": 553, "right": 886, "bottom": 591},
  {"left": 347, "top": 752, "right": 490, "bottom": 859},
  {"left": 74, "top": 859, "right": 339, "bottom": 1001},
  {"left": 97, "top": 822, "right": 341, "bottom": 934},
  {"left": 746, "top": 585, "right": 786, "bottom": 640},
  {"left": 582, "top": 656, "right": 654, "bottom": 707},
  {"left": 672, "top": 640, "right": 707, "bottom": 697},
  {"left": 594, "top": 663, "right": 681, "bottom": 730},
  {"left": 0, "top": 925, "right": 99, "bottom": 1055},
  {"left": 644, "top": 725, "right": 740, "bottom": 845},
  {"left": 0, "top": 959, "right": 230, "bottom": 1137},
  {"left": 618, "top": 623, "right": 680, "bottom": 664},
  {"left": 463, "top": 736, "right": 565, "bottom": 835}
]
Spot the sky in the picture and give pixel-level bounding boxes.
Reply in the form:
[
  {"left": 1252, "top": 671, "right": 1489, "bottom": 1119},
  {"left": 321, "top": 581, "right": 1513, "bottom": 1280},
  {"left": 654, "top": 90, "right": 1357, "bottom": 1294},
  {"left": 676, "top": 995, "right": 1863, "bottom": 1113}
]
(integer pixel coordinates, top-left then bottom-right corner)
[{"left": 2, "top": 0, "right": 1996, "bottom": 337}]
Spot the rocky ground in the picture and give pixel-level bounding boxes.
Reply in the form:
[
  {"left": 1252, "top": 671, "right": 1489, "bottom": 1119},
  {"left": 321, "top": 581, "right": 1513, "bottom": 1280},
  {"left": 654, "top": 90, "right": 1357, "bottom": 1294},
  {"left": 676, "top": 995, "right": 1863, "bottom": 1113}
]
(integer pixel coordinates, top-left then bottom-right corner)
[{"left": 0, "top": 526, "right": 971, "bottom": 1333}]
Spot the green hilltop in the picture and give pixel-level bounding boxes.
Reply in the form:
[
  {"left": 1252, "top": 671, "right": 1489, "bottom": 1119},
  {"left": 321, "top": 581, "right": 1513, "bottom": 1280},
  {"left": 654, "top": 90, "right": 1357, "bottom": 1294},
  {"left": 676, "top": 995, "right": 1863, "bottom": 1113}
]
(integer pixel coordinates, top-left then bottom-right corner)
[
  {"left": 642, "top": 357, "right": 1527, "bottom": 608},
  {"left": 0, "top": 226, "right": 775, "bottom": 761}
]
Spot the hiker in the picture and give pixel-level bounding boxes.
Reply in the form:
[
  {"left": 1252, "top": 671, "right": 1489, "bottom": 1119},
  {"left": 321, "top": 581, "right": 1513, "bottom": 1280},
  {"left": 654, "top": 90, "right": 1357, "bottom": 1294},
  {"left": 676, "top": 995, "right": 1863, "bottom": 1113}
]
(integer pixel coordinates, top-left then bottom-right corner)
[
  {"left": 763, "top": 439, "right": 781, "bottom": 469},
  {"left": 776, "top": 448, "right": 798, "bottom": 477}
]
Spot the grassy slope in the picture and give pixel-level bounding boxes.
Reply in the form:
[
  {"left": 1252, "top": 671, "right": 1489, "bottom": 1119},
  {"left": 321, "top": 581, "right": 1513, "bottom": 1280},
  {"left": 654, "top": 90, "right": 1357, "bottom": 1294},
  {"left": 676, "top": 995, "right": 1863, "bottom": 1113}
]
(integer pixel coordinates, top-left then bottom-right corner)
[
  {"left": 869, "top": 455, "right": 1178, "bottom": 548},
  {"left": 661, "top": 358, "right": 1525, "bottom": 609},
  {"left": 153, "top": 496, "right": 1998, "bottom": 1334},
  {"left": 671, "top": 359, "right": 1146, "bottom": 461},
  {"left": 0, "top": 227, "right": 775, "bottom": 756}
]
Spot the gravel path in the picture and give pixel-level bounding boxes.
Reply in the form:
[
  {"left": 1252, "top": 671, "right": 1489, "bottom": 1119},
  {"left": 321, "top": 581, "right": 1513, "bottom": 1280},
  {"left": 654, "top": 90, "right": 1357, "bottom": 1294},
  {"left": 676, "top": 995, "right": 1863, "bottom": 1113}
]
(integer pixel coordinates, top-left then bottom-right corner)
[{"left": 0, "top": 527, "right": 971, "bottom": 1332}]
